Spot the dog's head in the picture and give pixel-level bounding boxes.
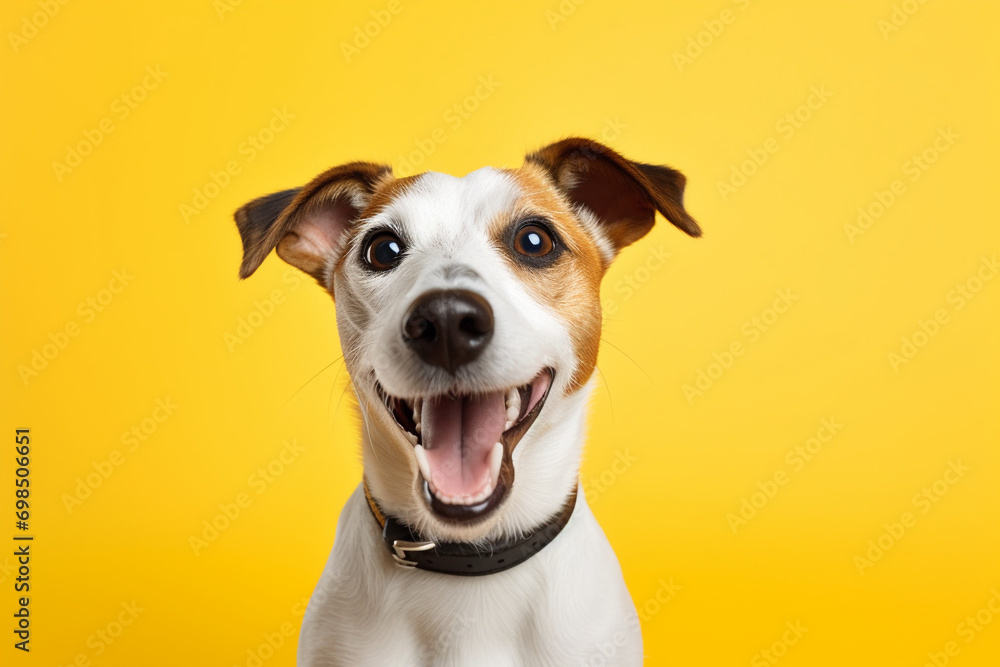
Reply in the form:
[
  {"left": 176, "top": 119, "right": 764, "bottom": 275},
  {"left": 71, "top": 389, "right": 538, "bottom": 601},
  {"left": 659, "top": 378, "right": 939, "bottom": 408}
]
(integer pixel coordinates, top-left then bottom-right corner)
[{"left": 235, "top": 138, "right": 700, "bottom": 542}]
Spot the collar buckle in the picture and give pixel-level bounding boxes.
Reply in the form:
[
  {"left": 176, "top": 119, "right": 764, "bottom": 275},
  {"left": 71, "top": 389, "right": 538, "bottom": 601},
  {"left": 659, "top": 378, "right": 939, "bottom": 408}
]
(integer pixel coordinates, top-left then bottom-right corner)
[{"left": 391, "top": 539, "right": 436, "bottom": 568}]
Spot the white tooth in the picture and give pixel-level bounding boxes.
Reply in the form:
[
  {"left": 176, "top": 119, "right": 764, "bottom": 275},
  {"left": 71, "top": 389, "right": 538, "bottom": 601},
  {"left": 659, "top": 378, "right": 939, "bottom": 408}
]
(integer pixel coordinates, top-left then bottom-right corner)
[
  {"left": 505, "top": 420, "right": 513, "bottom": 430},
  {"left": 489, "top": 442, "right": 503, "bottom": 483},
  {"left": 413, "top": 445, "right": 432, "bottom": 481},
  {"left": 404, "top": 431, "right": 417, "bottom": 445},
  {"left": 506, "top": 387, "right": 520, "bottom": 411},
  {"left": 412, "top": 398, "right": 422, "bottom": 427},
  {"left": 505, "top": 388, "right": 521, "bottom": 425}
]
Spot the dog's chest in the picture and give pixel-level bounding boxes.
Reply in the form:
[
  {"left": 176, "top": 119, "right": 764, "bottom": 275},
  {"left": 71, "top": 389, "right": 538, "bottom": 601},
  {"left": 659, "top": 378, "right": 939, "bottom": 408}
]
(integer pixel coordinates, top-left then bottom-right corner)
[{"left": 297, "top": 487, "right": 642, "bottom": 666}]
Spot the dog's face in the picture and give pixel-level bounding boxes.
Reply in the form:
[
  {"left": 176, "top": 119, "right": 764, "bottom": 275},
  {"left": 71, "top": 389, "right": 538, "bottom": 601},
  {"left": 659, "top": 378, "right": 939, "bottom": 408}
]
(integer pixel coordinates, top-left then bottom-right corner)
[{"left": 236, "top": 139, "right": 699, "bottom": 542}]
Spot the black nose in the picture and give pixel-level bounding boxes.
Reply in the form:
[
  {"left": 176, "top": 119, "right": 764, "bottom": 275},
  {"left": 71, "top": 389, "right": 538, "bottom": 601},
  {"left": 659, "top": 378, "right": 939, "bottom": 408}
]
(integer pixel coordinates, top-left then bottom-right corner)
[{"left": 402, "top": 289, "right": 494, "bottom": 374}]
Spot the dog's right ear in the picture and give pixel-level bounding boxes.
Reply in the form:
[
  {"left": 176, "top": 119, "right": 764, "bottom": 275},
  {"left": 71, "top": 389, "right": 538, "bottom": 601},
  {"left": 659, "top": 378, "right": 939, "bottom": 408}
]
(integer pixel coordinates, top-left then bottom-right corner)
[
  {"left": 235, "top": 162, "right": 392, "bottom": 281},
  {"left": 526, "top": 138, "right": 700, "bottom": 257}
]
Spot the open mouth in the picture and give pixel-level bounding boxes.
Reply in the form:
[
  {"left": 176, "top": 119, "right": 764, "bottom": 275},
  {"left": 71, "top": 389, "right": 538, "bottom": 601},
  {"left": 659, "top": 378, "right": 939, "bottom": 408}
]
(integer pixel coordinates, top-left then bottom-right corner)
[{"left": 376, "top": 368, "right": 553, "bottom": 523}]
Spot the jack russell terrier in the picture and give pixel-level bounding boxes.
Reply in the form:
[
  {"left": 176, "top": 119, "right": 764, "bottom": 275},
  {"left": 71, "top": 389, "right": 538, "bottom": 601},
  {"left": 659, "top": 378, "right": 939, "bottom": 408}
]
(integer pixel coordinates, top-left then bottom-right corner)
[{"left": 234, "top": 138, "right": 700, "bottom": 666}]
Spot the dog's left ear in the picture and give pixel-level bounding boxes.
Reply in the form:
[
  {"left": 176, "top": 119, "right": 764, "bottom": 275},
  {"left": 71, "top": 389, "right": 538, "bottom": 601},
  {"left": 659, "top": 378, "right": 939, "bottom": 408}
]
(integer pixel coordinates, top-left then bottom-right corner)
[
  {"left": 235, "top": 162, "right": 392, "bottom": 281},
  {"left": 525, "top": 138, "right": 701, "bottom": 255}
]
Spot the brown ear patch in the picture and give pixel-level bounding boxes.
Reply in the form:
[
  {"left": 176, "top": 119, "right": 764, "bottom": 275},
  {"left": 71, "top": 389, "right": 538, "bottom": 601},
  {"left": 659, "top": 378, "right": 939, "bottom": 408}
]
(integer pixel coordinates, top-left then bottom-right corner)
[
  {"left": 235, "top": 188, "right": 300, "bottom": 277},
  {"left": 234, "top": 162, "right": 392, "bottom": 281},
  {"left": 525, "top": 137, "right": 701, "bottom": 254}
]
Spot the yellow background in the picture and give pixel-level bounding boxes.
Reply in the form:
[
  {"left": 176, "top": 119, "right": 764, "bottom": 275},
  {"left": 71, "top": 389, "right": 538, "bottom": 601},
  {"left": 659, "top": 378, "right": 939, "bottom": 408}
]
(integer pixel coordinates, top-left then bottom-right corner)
[{"left": 1, "top": 1, "right": 998, "bottom": 665}]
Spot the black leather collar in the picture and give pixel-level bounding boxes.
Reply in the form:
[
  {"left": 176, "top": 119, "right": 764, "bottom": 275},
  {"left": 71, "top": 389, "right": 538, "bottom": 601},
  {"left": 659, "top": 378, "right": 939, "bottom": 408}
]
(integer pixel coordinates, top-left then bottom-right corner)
[{"left": 364, "top": 480, "right": 577, "bottom": 576}]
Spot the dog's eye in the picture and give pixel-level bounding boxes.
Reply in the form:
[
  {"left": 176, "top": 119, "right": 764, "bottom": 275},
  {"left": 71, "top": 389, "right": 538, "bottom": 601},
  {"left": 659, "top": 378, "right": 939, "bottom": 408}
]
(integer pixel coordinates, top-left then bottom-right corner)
[
  {"left": 364, "top": 232, "right": 405, "bottom": 271},
  {"left": 513, "top": 224, "right": 554, "bottom": 258}
]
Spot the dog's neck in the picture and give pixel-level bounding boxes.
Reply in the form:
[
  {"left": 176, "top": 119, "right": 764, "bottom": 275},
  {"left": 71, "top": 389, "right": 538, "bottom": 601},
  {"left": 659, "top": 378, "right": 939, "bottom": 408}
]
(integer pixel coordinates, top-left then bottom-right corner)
[
  {"left": 358, "top": 377, "right": 594, "bottom": 544},
  {"left": 362, "top": 476, "right": 579, "bottom": 575}
]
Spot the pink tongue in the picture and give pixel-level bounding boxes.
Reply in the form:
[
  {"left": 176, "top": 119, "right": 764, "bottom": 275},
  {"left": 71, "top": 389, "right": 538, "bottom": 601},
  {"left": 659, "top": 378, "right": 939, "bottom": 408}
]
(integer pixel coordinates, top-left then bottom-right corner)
[{"left": 421, "top": 390, "right": 506, "bottom": 500}]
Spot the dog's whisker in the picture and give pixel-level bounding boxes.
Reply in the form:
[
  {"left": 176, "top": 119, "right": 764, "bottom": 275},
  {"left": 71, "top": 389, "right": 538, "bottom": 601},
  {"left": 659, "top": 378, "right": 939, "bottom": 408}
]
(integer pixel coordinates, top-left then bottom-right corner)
[
  {"left": 284, "top": 356, "right": 344, "bottom": 407},
  {"left": 599, "top": 337, "right": 659, "bottom": 391},
  {"left": 329, "top": 376, "right": 353, "bottom": 425},
  {"left": 355, "top": 395, "right": 388, "bottom": 475},
  {"left": 326, "top": 357, "right": 348, "bottom": 417}
]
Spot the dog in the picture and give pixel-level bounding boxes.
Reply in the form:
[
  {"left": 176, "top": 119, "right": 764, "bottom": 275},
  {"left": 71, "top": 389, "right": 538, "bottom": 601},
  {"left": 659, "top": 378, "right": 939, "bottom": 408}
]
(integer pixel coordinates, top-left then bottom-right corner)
[{"left": 234, "top": 138, "right": 700, "bottom": 666}]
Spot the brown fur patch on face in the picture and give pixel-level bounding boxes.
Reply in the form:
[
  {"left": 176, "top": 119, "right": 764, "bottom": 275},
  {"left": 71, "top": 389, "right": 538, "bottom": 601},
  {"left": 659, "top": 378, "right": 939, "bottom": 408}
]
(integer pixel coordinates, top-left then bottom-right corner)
[
  {"left": 496, "top": 164, "right": 605, "bottom": 393},
  {"left": 328, "top": 173, "right": 424, "bottom": 285},
  {"left": 362, "top": 172, "right": 423, "bottom": 218}
]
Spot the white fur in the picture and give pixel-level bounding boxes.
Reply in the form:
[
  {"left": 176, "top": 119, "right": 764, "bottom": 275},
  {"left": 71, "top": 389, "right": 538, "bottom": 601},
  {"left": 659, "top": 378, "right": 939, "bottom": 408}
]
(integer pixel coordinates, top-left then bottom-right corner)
[
  {"left": 299, "top": 484, "right": 641, "bottom": 666},
  {"left": 300, "top": 168, "right": 641, "bottom": 665}
]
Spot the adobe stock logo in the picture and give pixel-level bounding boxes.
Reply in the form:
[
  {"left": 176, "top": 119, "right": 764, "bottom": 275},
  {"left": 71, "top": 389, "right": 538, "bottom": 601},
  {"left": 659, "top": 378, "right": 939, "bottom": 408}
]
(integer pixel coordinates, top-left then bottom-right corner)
[
  {"left": 853, "top": 459, "right": 969, "bottom": 575},
  {"left": 52, "top": 66, "right": 169, "bottom": 182},
  {"left": 877, "top": 0, "right": 931, "bottom": 40},
  {"left": 213, "top": 0, "right": 242, "bottom": 20},
  {"left": 682, "top": 288, "right": 798, "bottom": 403},
  {"left": 601, "top": 245, "right": 670, "bottom": 316},
  {"left": 920, "top": 589, "right": 1000, "bottom": 667},
  {"left": 394, "top": 76, "right": 501, "bottom": 177},
  {"left": 224, "top": 270, "right": 304, "bottom": 353},
  {"left": 62, "top": 398, "right": 179, "bottom": 514},
  {"left": 18, "top": 269, "right": 134, "bottom": 385},
  {"left": 727, "top": 418, "right": 843, "bottom": 534},
  {"left": 582, "top": 448, "right": 638, "bottom": 506},
  {"left": 180, "top": 108, "right": 295, "bottom": 223},
  {"left": 844, "top": 127, "right": 958, "bottom": 244},
  {"left": 887, "top": 255, "right": 997, "bottom": 372},
  {"left": 7, "top": 0, "right": 71, "bottom": 53},
  {"left": 672, "top": 0, "right": 753, "bottom": 72},
  {"left": 545, "top": 0, "right": 588, "bottom": 30},
  {"left": 54, "top": 600, "right": 145, "bottom": 666},
  {"left": 716, "top": 86, "right": 832, "bottom": 201},
  {"left": 340, "top": 0, "right": 403, "bottom": 62},
  {"left": 189, "top": 439, "right": 306, "bottom": 555},
  {"left": 751, "top": 620, "right": 809, "bottom": 667}
]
